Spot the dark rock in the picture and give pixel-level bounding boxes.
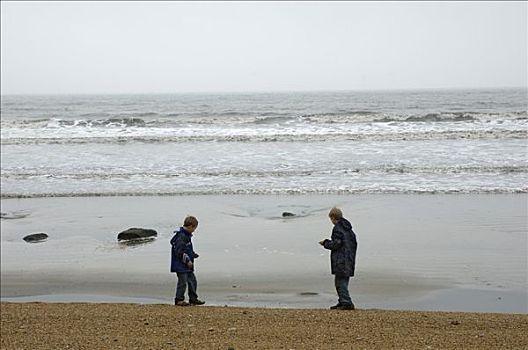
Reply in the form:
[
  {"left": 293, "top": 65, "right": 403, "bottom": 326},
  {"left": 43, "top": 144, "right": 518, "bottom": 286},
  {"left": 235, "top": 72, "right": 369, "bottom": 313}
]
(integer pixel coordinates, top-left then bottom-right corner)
[
  {"left": 23, "top": 233, "right": 48, "bottom": 243},
  {"left": 282, "top": 212, "right": 296, "bottom": 217},
  {"left": 117, "top": 228, "right": 157, "bottom": 241}
]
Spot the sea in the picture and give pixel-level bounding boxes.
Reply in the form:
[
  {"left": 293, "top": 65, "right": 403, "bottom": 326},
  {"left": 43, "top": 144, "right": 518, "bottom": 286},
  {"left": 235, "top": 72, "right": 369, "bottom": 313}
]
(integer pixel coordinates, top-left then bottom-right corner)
[
  {"left": 1, "top": 88, "right": 527, "bottom": 198},
  {"left": 1, "top": 89, "right": 527, "bottom": 311}
]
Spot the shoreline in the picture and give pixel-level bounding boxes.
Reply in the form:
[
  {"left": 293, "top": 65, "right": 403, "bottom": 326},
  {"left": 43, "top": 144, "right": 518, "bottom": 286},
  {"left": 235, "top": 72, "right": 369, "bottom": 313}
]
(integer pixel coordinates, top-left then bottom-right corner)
[
  {"left": 1, "top": 302, "right": 527, "bottom": 349},
  {"left": 2, "top": 194, "right": 527, "bottom": 314},
  {"left": 1, "top": 270, "right": 526, "bottom": 313},
  {"left": 2, "top": 191, "right": 527, "bottom": 199}
]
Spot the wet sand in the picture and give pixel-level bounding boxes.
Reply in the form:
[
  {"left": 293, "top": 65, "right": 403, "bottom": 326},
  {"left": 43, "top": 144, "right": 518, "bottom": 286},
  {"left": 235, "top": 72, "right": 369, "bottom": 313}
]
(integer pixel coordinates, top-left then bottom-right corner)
[
  {"left": 1, "top": 302, "right": 527, "bottom": 350},
  {"left": 1, "top": 194, "right": 527, "bottom": 313}
]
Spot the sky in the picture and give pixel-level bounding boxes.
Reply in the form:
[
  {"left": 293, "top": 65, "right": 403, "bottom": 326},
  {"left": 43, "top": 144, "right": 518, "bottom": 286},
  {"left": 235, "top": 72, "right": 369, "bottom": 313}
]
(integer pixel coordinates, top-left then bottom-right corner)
[{"left": 1, "top": 1, "right": 527, "bottom": 94}]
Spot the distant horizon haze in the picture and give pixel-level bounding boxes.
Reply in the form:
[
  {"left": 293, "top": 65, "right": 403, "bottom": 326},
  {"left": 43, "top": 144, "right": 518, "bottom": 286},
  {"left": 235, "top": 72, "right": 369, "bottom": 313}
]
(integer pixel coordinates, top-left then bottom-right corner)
[
  {"left": 1, "top": 85, "right": 527, "bottom": 97},
  {"left": 0, "top": 86, "right": 528, "bottom": 96},
  {"left": 1, "top": 1, "right": 526, "bottom": 95}
]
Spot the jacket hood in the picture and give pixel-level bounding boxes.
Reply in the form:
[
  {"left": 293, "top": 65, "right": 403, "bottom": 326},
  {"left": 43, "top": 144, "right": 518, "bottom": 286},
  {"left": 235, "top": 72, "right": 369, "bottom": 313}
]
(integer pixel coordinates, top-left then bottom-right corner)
[
  {"left": 176, "top": 227, "right": 192, "bottom": 236},
  {"left": 337, "top": 218, "right": 352, "bottom": 231},
  {"left": 170, "top": 227, "right": 192, "bottom": 245}
]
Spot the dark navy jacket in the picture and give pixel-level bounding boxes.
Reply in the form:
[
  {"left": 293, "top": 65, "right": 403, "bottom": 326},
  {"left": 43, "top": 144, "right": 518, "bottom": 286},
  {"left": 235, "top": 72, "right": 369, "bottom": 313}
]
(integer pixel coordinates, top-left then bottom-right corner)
[
  {"left": 322, "top": 218, "right": 357, "bottom": 276},
  {"left": 170, "top": 227, "right": 198, "bottom": 273}
]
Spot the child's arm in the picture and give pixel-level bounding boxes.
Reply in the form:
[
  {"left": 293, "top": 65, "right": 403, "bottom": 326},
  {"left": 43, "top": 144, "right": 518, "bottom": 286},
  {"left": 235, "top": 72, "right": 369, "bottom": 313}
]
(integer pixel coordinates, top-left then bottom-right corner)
[{"left": 321, "top": 230, "right": 343, "bottom": 250}]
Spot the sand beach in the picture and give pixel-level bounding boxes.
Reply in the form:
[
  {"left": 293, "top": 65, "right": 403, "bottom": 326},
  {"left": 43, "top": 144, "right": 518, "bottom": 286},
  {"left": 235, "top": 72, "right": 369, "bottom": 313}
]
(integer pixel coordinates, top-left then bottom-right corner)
[{"left": 1, "top": 302, "right": 527, "bottom": 349}]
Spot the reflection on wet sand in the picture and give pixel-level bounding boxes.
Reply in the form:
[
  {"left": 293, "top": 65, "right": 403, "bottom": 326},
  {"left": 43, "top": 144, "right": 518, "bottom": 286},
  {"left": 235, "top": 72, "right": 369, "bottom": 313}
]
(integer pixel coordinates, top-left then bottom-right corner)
[{"left": 118, "top": 237, "right": 156, "bottom": 248}]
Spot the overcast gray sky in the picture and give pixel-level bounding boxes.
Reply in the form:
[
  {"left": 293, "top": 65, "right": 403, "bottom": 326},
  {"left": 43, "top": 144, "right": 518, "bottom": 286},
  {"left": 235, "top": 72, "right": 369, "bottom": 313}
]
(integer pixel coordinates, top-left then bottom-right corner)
[{"left": 1, "top": 1, "right": 527, "bottom": 94}]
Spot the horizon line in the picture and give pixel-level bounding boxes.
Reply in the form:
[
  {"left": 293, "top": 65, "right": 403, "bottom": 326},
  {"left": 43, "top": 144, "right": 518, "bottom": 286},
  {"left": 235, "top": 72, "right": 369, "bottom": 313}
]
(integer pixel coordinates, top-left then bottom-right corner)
[{"left": 1, "top": 85, "right": 526, "bottom": 96}]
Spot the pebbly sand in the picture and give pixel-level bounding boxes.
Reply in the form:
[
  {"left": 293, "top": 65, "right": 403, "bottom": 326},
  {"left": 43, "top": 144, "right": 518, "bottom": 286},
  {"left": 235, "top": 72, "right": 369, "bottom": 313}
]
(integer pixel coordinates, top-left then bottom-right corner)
[{"left": 1, "top": 302, "right": 527, "bottom": 349}]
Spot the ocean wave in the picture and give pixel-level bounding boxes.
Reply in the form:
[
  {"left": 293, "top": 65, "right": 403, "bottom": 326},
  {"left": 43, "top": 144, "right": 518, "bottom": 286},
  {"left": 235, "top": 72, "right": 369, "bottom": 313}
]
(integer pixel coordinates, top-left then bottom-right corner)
[
  {"left": 2, "top": 187, "right": 526, "bottom": 199},
  {"left": 376, "top": 113, "right": 477, "bottom": 123},
  {"left": 1, "top": 111, "right": 526, "bottom": 129},
  {"left": 253, "top": 116, "right": 298, "bottom": 124},
  {"left": 3, "top": 165, "right": 526, "bottom": 181},
  {"left": 2, "top": 129, "right": 526, "bottom": 145},
  {"left": 49, "top": 117, "right": 148, "bottom": 128},
  {"left": 301, "top": 111, "right": 527, "bottom": 124}
]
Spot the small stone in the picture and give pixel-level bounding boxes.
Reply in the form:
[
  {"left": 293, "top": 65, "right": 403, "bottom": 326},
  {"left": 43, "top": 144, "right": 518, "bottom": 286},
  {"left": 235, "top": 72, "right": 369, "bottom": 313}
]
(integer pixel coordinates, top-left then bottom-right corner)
[
  {"left": 451, "top": 320, "right": 460, "bottom": 325},
  {"left": 208, "top": 327, "right": 214, "bottom": 332},
  {"left": 23, "top": 233, "right": 48, "bottom": 243},
  {"left": 228, "top": 327, "right": 237, "bottom": 332}
]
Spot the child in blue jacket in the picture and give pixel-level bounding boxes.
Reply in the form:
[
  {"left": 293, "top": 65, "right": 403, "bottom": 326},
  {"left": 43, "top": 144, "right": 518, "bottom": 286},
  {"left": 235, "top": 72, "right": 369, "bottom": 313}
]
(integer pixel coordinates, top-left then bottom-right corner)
[{"left": 170, "top": 216, "right": 205, "bottom": 306}]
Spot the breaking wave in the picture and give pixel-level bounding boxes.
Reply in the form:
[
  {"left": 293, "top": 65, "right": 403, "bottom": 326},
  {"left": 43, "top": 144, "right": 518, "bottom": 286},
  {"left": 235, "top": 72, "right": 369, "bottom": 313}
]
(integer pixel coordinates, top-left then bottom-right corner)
[
  {"left": 2, "top": 187, "right": 526, "bottom": 199},
  {"left": 2, "top": 130, "right": 526, "bottom": 145},
  {"left": 2, "top": 164, "right": 526, "bottom": 198},
  {"left": 3, "top": 165, "right": 527, "bottom": 180},
  {"left": 1, "top": 111, "right": 526, "bottom": 129}
]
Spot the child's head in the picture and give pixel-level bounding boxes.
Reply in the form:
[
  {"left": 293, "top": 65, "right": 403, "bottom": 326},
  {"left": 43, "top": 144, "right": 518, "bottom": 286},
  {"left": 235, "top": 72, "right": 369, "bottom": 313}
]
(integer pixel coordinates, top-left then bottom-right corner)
[
  {"left": 328, "top": 207, "right": 343, "bottom": 224},
  {"left": 183, "top": 215, "right": 199, "bottom": 233}
]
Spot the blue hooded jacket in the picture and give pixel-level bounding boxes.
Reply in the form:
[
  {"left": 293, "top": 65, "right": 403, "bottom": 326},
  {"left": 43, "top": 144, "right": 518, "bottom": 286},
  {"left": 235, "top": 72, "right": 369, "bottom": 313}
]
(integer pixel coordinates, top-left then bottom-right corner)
[{"left": 170, "top": 227, "right": 197, "bottom": 273}]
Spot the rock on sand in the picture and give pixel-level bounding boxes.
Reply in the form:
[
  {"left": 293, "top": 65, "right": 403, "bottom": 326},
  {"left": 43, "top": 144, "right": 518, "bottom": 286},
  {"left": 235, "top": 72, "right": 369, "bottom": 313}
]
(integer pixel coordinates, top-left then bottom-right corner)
[
  {"left": 117, "top": 228, "right": 157, "bottom": 241},
  {"left": 22, "top": 233, "right": 48, "bottom": 243}
]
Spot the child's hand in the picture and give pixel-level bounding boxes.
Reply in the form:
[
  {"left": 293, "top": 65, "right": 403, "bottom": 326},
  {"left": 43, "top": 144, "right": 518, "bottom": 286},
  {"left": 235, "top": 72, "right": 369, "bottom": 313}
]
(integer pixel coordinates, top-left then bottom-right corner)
[
  {"left": 187, "top": 261, "right": 193, "bottom": 268},
  {"left": 319, "top": 240, "right": 325, "bottom": 246}
]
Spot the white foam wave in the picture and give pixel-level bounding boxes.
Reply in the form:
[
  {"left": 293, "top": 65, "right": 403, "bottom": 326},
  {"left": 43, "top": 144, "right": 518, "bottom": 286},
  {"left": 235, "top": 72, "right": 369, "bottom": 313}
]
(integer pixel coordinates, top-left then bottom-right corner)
[
  {"left": 1, "top": 119, "right": 526, "bottom": 145},
  {"left": 2, "top": 187, "right": 526, "bottom": 199},
  {"left": 1, "top": 110, "right": 526, "bottom": 128},
  {"left": 2, "top": 165, "right": 526, "bottom": 180}
]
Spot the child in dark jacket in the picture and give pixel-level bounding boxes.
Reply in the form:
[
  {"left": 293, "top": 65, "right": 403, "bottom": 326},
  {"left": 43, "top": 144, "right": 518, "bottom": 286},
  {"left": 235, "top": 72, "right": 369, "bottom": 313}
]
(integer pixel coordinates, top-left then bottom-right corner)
[
  {"left": 170, "top": 216, "right": 205, "bottom": 306},
  {"left": 319, "top": 207, "right": 358, "bottom": 310}
]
